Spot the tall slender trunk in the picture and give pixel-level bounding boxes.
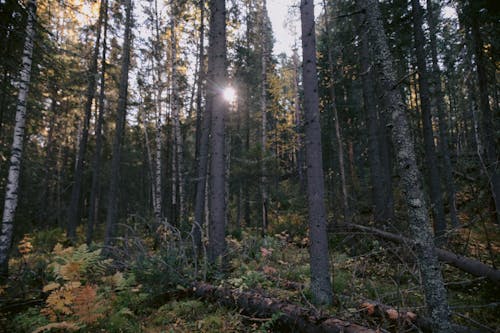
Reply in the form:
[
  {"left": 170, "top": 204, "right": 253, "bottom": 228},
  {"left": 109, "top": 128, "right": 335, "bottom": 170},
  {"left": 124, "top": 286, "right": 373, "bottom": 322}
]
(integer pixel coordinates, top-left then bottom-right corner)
[
  {"left": 192, "top": 0, "right": 209, "bottom": 253},
  {"left": 260, "top": 0, "right": 268, "bottom": 236},
  {"left": 322, "top": 2, "right": 349, "bottom": 222},
  {"left": 359, "top": 0, "right": 452, "bottom": 330},
  {"left": 67, "top": 0, "right": 105, "bottom": 241},
  {"left": 359, "top": 22, "right": 386, "bottom": 224},
  {"left": 87, "top": 0, "right": 109, "bottom": 245},
  {"left": 151, "top": 0, "right": 163, "bottom": 228},
  {"left": 170, "top": 2, "right": 185, "bottom": 228},
  {"left": 426, "top": 0, "right": 459, "bottom": 227},
  {"left": 300, "top": 0, "right": 333, "bottom": 306},
  {"left": 411, "top": 0, "right": 446, "bottom": 239},
  {"left": 207, "top": 0, "right": 227, "bottom": 264},
  {"left": 292, "top": 49, "right": 304, "bottom": 188},
  {"left": 0, "top": 0, "right": 36, "bottom": 277},
  {"left": 104, "top": 0, "right": 132, "bottom": 248},
  {"left": 194, "top": 0, "right": 206, "bottom": 183},
  {"left": 40, "top": 87, "right": 58, "bottom": 224},
  {"left": 471, "top": 16, "right": 500, "bottom": 224}
]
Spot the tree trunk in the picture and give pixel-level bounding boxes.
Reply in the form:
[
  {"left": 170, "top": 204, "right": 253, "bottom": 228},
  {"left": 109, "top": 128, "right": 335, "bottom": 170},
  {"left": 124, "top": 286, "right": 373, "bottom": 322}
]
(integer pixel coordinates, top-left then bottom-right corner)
[
  {"left": 170, "top": 1, "right": 185, "bottom": 228},
  {"left": 331, "top": 222, "right": 500, "bottom": 283},
  {"left": 260, "top": 0, "right": 269, "bottom": 237},
  {"left": 292, "top": 49, "right": 305, "bottom": 188},
  {"left": 426, "top": 0, "right": 459, "bottom": 228},
  {"left": 192, "top": 282, "right": 375, "bottom": 333},
  {"left": 87, "top": 0, "right": 109, "bottom": 245},
  {"left": 358, "top": 18, "right": 386, "bottom": 225},
  {"left": 358, "top": 0, "right": 452, "bottom": 331},
  {"left": 192, "top": 0, "right": 207, "bottom": 254},
  {"left": 300, "top": 0, "right": 333, "bottom": 306},
  {"left": 67, "top": 0, "right": 105, "bottom": 241},
  {"left": 411, "top": 0, "right": 447, "bottom": 240},
  {"left": 207, "top": 0, "right": 228, "bottom": 264},
  {"left": 322, "top": 4, "right": 350, "bottom": 222},
  {"left": 151, "top": 0, "right": 164, "bottom": 229},
  {"left": 0, "top": 0, "right": 36, "bottom": 277},
  {"left": 471, "top": 15, "right": 500, "bottom": 225},
  {"left": 104, "top": 0, "right": 132, "bottom": 248}
]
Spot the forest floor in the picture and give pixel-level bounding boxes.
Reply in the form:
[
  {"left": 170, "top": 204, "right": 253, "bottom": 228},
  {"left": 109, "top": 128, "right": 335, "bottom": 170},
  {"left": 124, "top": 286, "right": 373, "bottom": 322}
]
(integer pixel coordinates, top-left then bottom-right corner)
[{"left": 0, "top": 217, "right": 499, "bottom": 332}]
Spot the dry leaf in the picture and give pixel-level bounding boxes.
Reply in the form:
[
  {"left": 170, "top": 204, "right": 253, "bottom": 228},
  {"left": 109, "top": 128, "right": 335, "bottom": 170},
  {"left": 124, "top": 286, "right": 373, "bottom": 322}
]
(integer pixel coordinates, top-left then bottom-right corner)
[
  {"left": 263, "top": 265, "right": 278, "bottom": 275},
  {"left": 42, "top": 282, "right": 60, "bottom": 293},
  {"left": 361, "top": 302, "right": 375, "bottom": 315},
  {"left": 386, "top": 308, "right": 399, "bottom": 320}
]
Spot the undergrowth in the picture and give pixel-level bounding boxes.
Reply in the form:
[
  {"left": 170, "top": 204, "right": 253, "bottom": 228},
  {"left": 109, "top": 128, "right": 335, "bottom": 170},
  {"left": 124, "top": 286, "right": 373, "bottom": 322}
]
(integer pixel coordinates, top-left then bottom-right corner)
[{"left": 0, "top": 218, "right": 498, "bottom": 332}]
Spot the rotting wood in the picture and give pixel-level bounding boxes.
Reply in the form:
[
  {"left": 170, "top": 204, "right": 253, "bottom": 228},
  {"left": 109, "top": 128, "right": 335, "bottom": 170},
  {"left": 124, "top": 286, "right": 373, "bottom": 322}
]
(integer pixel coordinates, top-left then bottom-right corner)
[
  {"left": 192, "top": 282, "right": 375, "bottom": 333},
  {"left": 331, "top": 222, "right": 500, "bottom": 283}
]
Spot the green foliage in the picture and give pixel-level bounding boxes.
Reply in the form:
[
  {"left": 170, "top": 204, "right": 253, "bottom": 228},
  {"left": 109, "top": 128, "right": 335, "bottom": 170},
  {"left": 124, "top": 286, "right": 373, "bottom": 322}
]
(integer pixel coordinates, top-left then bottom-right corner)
[
  {"left": 32, "top": 228, "right": 66, "bottom": 253},
  {"left": 227, "top": 270, "right": 268, "bottom": 290},
  {"left": 10, "top": 307, "right": 50, "bottom": 333},
  {"left": 48, "top": 243, "right": 111, "bottom": 283},
  {"left": 104, "top": 309, "right": 141, "bottom": 333}
]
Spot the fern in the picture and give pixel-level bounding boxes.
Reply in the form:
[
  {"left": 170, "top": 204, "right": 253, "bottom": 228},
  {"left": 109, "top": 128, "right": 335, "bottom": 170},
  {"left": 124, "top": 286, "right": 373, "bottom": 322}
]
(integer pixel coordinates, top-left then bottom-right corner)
[
  {"left": 49, "top": 243, "right": 110, "bottom": 283},
  {"left": 73, "top": 284, "right": 106, "bottom": 324}
]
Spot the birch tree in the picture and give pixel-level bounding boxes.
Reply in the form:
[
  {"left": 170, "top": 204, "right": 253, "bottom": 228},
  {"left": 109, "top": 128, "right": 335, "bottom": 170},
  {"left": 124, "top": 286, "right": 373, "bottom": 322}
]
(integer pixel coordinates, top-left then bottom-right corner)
[{"left": 0, "top": 0, "right": 36, "bottom": 276}]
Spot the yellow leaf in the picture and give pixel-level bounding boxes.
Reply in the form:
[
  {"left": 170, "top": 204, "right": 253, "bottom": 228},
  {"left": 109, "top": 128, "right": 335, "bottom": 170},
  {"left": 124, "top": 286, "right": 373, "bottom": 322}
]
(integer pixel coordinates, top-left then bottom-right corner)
[{"left": 43, "top": 282, "right": 60, "bottom": 293}]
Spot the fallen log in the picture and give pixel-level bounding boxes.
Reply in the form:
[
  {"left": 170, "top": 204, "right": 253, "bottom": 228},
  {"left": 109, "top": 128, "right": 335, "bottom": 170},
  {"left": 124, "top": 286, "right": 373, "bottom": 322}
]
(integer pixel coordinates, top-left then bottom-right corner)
[
  {"left": 331, "top": 222, "right": 500, "bottom": 283},
  {"left": 192, "top": 282, "right": 375, "bottom": 333}
]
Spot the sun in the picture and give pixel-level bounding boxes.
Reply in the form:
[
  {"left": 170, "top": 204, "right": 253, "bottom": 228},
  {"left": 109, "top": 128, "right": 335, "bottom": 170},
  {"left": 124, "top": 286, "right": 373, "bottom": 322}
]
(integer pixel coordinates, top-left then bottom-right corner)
[{"left": 222, "top": 86, "right": 236, "bottom": 103}]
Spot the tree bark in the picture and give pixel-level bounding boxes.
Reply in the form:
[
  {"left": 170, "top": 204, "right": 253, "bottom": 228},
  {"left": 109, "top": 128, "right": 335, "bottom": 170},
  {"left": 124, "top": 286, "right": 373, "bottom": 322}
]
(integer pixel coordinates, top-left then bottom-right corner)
[
  {"left": 192, "top": 0, "right": 207, "bottom": 254},
  {"left": 192, "top": 282, "right": 375, "bottom": 333},
  {"left": 170, "top": 0, "right": 186, "bottom": 228},
  {"left": 67, "top": 0, "right": 106, "bottom": 241},
  {"left": 470, "top": 15, "right": 500, "bottom": 224},
  {"left": 104, "top": 0, "right": 132, "bottom": 248},
  {"left": 207, "top": 0, "right": 228, "bottom": 264},
  {"left": 87, "top": 0, "right": 109, "bottom": 245},
  {"left": 426, "top": 0, "right": 459, "bottom": 228},
  {"left": 358, "top": 15, "right": 386, "bottom": 225},
  {"left": 300, "top": 0, "right": 333, "bottom": 305},
  {"left": 322, "top": 5, "right": 350, "bottom": 222},
  {"left": 358, "top": 0, "right": 452, "bottom": 331},
  {"left": 331, "top": 222, "right": 500, "bottom": 283},
  {"left": 260, "top": 0, "right": 269, "bottom": 237},
  {"left": 0, "top": 0, "right": 36, "bottom": 277},
  {"left": 411, "top": 0, "right": 447, "bottom": 240}
]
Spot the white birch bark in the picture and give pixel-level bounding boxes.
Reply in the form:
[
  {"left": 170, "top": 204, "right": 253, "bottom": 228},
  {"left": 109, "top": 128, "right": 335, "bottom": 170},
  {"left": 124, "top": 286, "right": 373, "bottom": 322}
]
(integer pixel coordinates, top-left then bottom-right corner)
[{"left": 0, "top": 0, "right": 37, "bottom": 274}]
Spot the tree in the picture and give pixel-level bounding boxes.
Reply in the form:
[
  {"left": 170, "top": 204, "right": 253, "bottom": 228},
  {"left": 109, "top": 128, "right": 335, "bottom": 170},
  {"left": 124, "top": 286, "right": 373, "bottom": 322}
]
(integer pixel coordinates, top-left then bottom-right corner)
[
  {"left": 207, "top": 0, "right": 228, "bottom": 263},
  {"left": 358, "top": 13, "right": 388, "bottom": 225},
  {"left": 358, "top": 0, "right": 452, "bottom": 330},
  {"left": 87, "top": 0, "right": 109, "bottom": 245},
  {"left": 104, "top": 0, "right": 133, "bottom": 248},
  {"left": 410, "top": 0, "right": 447, "bottom": 240},
  {"left": 67, "top": 0, "right": 106, "bottom": 241},
  {"left": 192, "top": 0, "right": 208, "bottom": 254},
  {"left": 300, "top": 0, "right": 333, "bottom": 305},
  {"left": 426, "top": 0, "right": 459, "bottom": 228},
  {"left": 0, "top": 0, "right": 36, "bottom": 276}
]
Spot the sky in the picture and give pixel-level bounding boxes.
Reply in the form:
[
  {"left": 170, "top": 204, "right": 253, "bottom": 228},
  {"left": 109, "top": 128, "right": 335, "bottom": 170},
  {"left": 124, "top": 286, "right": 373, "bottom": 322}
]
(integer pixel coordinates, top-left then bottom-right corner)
[
  {"left": 267, "top": 1, "right": 458, "bottom": 56},
  {"left": 267, "top": 0, "right": 302, "bottom": 56}
]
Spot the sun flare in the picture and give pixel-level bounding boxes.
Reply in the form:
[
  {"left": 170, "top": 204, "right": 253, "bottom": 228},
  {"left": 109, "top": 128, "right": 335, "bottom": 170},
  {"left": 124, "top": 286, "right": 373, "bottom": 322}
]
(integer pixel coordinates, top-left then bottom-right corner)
[{"left": 222, "top": 86, "right": 236, "bottom": 103}]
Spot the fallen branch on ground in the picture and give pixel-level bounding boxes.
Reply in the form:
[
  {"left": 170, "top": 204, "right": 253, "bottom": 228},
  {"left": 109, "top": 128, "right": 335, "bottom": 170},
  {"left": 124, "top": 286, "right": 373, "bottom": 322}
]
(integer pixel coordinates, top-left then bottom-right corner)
[
  {"left": 331, "top": 222, "right": 500, "bottom": 283},
  {"left": 192, "top": 282, "right": 376, "bottom": 333}
]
